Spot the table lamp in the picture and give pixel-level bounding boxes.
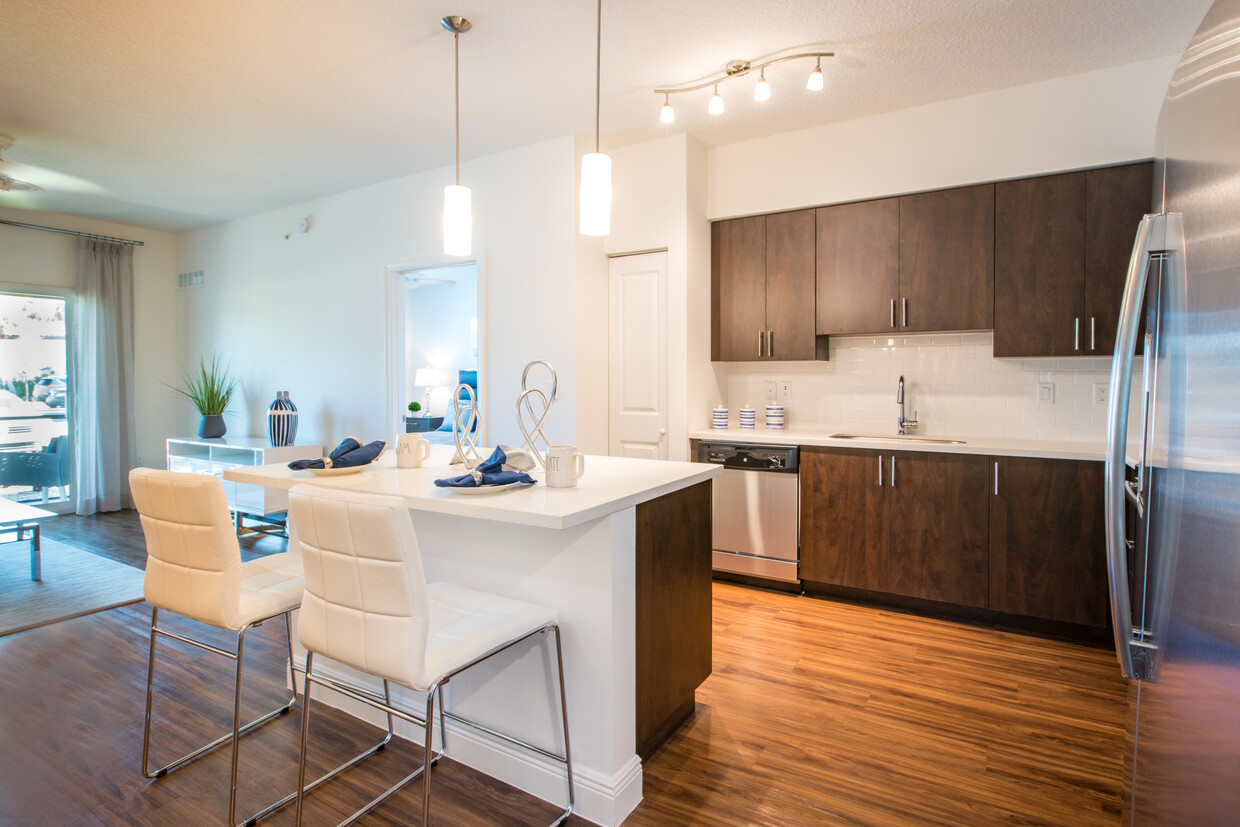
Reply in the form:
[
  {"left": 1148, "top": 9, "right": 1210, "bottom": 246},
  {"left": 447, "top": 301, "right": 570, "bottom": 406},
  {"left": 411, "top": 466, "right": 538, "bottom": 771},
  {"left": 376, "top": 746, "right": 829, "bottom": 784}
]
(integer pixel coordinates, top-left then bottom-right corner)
[{"left": 414, "top": 368, "right": 439, "bottom": 416}]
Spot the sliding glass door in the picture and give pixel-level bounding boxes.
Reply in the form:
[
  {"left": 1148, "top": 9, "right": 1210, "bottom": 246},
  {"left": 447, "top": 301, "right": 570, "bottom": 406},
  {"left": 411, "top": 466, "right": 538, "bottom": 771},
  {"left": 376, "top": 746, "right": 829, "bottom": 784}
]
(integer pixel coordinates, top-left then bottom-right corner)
[{"left": 0, "top": 288, "right": 72, "bottom": 507}]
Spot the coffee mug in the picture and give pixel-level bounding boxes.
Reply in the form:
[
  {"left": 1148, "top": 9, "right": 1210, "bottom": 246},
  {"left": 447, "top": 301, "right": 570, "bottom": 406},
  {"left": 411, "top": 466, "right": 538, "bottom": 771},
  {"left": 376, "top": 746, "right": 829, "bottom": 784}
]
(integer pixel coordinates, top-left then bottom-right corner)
[
  {"left": 396, "top": 433, "right": 431, "bottom": 468},
  {"left": 545, "top": 445, "right": 585, "bottom": 488}
]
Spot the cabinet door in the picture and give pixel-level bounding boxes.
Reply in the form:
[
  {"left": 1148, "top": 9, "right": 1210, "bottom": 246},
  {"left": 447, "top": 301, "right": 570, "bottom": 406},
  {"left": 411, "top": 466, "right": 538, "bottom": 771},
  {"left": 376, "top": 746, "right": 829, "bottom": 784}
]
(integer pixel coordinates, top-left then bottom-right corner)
[
  {"left": 994, "top": 172, "right": 1086, "bottom": 357},
  {"left": 816, "top": 199, "right": 900, "bottom": 335},
  {"left": 899, "top": 185, "right": 995, "bottom": 332},
  {"left": 885, "top": 451, "right": 990, "bottom": 608},
  {"left": 711, "top": 216, "right": 767, "bottom": 361},
  {"left": 989, "top": 457, "right": 1107, "bottom": 626},
  {"left": 1086, "top": 162, "right": 1154, "bottom": 354},
  {"left": 765, "top": 210, "right": 817, "bottom": 360},
  {"left": 800, "top": 447, "right": 886, "bottom": 590}
]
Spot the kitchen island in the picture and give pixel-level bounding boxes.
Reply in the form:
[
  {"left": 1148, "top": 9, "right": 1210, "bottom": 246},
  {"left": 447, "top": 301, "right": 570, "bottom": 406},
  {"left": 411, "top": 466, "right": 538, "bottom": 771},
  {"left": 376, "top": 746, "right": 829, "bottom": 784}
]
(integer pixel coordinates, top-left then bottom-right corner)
[{"left": 224, "top": 445, "right": 718, "bottom": 826}]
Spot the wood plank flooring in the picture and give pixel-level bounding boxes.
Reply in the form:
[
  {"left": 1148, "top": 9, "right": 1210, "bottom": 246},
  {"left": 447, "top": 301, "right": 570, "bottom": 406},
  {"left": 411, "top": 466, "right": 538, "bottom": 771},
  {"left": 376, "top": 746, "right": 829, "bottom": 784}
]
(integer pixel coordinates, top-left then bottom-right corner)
[{"left": 8, "top": 510, "right": 1127, "bottom": 826}]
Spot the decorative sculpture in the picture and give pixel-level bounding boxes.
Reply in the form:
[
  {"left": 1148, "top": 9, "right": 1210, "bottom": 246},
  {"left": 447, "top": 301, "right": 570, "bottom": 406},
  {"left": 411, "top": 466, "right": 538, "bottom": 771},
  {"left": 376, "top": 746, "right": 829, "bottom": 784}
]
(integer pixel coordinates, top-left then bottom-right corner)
[
  {"left": 516, "top": 360, "right": 557, "bottom": 468},
  {"left": 450, "top": 382, "right": 483, "bottom": 468}
]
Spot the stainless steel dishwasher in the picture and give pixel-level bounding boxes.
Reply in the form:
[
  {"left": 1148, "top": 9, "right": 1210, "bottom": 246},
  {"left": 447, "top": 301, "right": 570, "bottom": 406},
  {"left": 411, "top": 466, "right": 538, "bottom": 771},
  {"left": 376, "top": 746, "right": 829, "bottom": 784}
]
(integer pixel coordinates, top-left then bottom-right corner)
[{"left": 696, "top": 441, "right": 799, "bottom": 583}]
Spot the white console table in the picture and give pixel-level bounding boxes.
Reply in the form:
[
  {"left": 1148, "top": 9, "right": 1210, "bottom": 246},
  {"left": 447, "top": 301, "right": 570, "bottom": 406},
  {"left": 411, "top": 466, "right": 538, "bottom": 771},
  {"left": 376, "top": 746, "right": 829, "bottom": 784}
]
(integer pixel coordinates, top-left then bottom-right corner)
[{"left": 165, "top": 436, "right": 321, "bottom": 534}]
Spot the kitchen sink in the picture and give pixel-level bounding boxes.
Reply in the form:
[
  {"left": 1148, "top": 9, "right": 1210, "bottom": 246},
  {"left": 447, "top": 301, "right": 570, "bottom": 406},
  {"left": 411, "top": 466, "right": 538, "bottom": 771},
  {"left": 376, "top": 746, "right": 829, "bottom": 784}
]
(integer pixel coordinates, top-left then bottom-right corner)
[{"left": 829, "top": 433, "right": 967, "bottom": 445}]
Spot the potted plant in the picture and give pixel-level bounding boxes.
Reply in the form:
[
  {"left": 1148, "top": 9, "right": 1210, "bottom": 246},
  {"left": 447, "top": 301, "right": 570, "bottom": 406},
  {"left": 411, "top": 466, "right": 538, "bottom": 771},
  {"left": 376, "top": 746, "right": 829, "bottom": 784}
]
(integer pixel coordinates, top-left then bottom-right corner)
[
  {"left": 169, "top": 356, "right": 238, "bottom": 438},
  {"left": 406, "top": 401, "right": 422, "bottom": 418}
]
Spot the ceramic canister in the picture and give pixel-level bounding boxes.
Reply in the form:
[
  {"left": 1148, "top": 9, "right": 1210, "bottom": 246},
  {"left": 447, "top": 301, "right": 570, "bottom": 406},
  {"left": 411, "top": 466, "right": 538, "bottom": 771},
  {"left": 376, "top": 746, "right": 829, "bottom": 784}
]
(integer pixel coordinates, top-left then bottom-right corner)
[
  {"left": 739, "top": 405, "right": 756, "bottom": 429},
  {"left": 712, "top": 405, "right": 729, "bottom": 429},
  {"left": 766, "top": 405, "right": 785, "bottom": 430}
]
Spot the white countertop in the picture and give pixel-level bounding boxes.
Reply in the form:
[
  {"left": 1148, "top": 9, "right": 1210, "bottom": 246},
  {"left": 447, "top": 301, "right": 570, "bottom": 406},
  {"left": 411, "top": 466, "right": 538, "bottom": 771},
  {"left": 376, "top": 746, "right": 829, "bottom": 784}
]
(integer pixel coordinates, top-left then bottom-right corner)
[
  {"left": 689, "top": 427, "right": 1107, "bottom": 461},
  {"left": 224, "top": 443, "right": 720, "bottom": 530}
]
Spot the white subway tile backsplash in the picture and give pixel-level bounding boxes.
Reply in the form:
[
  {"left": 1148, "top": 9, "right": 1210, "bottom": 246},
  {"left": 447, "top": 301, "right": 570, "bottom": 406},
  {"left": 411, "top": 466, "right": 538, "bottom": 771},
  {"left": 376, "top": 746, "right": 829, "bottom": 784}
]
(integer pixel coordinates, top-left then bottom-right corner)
[{"left": 723, "top": 333, "right": 1118, "bottom": 444}]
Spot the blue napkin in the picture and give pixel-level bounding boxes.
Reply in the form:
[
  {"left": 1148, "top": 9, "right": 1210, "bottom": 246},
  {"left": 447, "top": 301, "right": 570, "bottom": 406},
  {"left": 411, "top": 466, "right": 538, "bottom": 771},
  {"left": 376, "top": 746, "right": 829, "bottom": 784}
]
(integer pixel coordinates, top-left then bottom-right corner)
[
  {"left": 434, "top": 446, "right": 536, "bottom": 488},
  {"left": 289, "top": 437, "right": 388, "bottom": 470}
]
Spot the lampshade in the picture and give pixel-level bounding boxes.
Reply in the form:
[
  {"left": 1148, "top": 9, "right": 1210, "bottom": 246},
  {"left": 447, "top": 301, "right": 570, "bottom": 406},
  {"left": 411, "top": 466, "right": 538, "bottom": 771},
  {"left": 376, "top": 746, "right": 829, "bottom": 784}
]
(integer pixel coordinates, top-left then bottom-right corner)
[
  {"left": 660, "top": 100, "right": 675, "bottom": 123},
  {"left": 807, "top": 60, "right": 824, "bottom": 91},
  {"left": 443, "top": 184, "right": 471, "bottom": 256},
  {"left": 708, "top": 84, "right": 724, "bottom": 115},
  {"left": 414, "top": 368, "right": 440, "bottom": 387},
  {"left": 580, "top": 152, "right": 612, "bottom": 236},
  {"left": 754, "top": 70, "right": 770, "bottom": 101}
]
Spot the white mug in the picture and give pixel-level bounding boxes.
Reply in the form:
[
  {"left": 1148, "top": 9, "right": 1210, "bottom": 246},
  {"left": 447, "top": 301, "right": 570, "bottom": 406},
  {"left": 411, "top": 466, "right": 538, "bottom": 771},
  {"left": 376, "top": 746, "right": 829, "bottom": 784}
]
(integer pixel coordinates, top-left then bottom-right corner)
[
  {"left": 396, "top": 433, "right": 431, "bottom": 468},
  {"left": 545, "top": 445, "right": 585, "bottom": 488}
]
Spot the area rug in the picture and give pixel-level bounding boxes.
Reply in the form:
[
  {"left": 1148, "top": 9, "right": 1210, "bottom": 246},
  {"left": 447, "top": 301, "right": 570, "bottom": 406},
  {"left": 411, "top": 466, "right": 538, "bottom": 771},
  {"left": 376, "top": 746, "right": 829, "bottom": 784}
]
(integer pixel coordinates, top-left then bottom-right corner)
[{"left": 0, "top": 538, "right": 145, "bottom": 637}]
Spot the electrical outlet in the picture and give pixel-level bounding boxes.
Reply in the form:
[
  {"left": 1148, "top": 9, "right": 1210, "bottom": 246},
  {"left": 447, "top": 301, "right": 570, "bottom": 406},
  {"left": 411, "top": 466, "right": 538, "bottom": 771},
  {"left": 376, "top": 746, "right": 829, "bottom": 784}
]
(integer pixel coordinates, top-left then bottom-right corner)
[
  {"left": 1037, "top": 382, "right": 1055, "bottom": 405},
  {"left": 765, "top": 381, "right": 777, "bottom": 401},
  {"left": 779, "top": 380, "right": 792, "bottom": 401},
  {"left": 1093, "top": 383, "right": 1109, "bottom": 406}
]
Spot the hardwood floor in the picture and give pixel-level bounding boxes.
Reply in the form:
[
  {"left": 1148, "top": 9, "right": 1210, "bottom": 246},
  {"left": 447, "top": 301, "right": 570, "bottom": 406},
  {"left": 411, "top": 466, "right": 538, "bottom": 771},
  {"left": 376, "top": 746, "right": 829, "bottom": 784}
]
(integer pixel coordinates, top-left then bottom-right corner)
[{"left": 11, "top": 511, "right": 1127, "bottom": 826}]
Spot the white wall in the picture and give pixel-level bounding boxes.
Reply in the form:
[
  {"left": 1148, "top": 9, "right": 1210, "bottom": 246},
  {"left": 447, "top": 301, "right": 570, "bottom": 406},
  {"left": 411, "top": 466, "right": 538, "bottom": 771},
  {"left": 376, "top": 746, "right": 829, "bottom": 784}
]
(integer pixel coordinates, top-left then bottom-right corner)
[
  {"left": 0, "top": 206, "right": 178, "bottom": 470},
  {"left": 176, "top": 136, "right": 582, "bottom": 452},
  {"left": 709, "top": 56, "right": 1176, "bottom": 219},
  {"left": 703, "top": 57, "right": 1175, "bottom": 443}
]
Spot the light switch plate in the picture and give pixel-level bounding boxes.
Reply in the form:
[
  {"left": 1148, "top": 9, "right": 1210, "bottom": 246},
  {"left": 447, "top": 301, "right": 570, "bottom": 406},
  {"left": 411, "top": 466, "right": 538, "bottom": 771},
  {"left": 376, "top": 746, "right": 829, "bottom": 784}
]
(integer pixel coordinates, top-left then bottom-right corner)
[
  {"left": 1037, "top": 382, "right": 1055, "bottom": 405},
  {"left": 779, "top": 380, "right": 792, "bottom": 400},
  {"left": 765, "top": 381, "right": 777, "bottom": 401}
]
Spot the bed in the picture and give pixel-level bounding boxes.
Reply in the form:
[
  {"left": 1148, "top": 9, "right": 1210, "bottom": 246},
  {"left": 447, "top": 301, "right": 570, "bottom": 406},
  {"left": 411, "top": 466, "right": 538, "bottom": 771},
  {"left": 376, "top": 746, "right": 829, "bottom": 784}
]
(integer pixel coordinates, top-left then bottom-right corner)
[{"left": 425, "top": 369, "right": 478, "bottom": 445}]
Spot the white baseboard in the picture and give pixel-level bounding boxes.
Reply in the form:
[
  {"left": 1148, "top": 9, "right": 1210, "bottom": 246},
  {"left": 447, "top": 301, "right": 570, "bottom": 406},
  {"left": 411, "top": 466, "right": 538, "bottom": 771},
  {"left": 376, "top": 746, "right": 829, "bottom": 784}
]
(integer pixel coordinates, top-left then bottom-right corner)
[{"left": 297, "top": 666, "right": 642, "bottom": 827}]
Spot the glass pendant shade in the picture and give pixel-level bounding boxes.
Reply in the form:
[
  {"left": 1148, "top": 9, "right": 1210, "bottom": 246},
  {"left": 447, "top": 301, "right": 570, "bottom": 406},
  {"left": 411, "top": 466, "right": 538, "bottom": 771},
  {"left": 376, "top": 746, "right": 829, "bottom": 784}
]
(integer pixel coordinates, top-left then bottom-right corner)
[
  {"left": 660, "top": 102, "right": 675, "bottom": 123},
  {"left": 754, "top": 72, "right": 771, "bottom": 101},
  {"left": 580, "top": 152, "right": 612, "bottom": 236},
  {"left": 708, "top": 86, "right": 724, "bottom": 115},
  {"left": 807, "top": 64, "right": 824, "bottom": 91},
  {"left": 443, "top": 184, "right": 472, "bottom": 256}
]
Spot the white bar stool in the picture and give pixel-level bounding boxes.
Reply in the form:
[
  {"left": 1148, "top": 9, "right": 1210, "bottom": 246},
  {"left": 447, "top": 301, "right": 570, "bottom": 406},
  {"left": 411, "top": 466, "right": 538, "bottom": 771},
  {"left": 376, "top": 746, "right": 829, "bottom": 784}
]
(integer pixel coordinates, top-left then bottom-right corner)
[{"left": 287, "top": 483, "right": 575, "bottom": 826}]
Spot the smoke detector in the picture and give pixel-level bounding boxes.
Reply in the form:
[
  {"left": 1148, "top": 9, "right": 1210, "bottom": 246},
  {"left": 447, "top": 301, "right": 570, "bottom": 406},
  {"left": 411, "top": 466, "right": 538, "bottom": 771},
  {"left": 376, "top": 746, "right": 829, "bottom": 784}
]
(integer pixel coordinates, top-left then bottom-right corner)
[{"left": 0, "top": 135, "right": 42, "bottom": 192}]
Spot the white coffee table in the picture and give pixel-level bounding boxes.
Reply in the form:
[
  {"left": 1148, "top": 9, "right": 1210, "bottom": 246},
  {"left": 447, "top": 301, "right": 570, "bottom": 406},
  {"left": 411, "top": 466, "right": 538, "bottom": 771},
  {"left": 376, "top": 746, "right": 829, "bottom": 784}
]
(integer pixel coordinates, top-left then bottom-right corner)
[{"left": 0, "top": 499, "right": 55, "bottom": 581}]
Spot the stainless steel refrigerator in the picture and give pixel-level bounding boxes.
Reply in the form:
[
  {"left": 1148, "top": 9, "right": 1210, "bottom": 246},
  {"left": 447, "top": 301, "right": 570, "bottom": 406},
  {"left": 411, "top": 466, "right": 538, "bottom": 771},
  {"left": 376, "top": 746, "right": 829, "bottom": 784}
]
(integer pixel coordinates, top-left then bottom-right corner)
[{"left": 1105, "top": 0, "right": 1240, "bottom": 822}]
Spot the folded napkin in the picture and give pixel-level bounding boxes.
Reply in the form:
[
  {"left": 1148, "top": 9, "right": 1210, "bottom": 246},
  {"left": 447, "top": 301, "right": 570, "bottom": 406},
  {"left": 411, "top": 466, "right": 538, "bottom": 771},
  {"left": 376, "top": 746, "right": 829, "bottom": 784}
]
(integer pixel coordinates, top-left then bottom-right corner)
[
  {"left": 288, "top": 437, "right": 388, "bottom": 470},
  {"left": 434, "top": 445, "right": 536, "bottom": 488}
]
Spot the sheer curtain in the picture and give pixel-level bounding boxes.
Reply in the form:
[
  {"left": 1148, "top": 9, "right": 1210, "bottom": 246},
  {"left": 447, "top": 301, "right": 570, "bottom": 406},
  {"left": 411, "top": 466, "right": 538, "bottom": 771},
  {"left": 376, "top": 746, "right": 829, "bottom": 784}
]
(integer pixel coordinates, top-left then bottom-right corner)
[{"left": 72, "top": 238, "right": 136, "bottom": 515}]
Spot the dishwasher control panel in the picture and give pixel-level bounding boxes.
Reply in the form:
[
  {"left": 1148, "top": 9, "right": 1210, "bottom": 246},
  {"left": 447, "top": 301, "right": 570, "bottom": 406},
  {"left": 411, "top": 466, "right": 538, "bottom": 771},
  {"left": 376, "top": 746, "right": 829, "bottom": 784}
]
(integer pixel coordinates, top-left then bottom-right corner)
[{"left": 696, "top": 442, "right": 798, "bottom": 472}]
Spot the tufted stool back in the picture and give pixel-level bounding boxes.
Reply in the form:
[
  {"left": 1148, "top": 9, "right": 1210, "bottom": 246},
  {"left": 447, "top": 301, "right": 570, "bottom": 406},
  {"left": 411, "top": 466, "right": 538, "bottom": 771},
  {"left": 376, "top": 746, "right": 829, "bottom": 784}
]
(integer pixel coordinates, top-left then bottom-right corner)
[
  {"left": 130, "top": 467, "right": 245, "bottom": 630},
  {"left": 288, "top": 484, "right": 431, "bottom": 689}
]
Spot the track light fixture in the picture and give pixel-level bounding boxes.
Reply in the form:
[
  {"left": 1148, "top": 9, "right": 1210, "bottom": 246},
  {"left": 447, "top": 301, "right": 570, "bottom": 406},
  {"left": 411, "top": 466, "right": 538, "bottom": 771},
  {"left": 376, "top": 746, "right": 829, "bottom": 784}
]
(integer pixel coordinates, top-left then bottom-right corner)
[{"left": 655, "top": 49, "right": 833, "bottom": 122}]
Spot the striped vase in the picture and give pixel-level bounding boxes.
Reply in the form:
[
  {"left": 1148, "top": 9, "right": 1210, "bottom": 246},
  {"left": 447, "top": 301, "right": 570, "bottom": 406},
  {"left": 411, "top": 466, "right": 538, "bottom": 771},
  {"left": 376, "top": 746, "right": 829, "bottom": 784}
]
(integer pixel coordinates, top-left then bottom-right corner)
[{"left": 267, "top": 391, "right": 298, "bottom": 447}]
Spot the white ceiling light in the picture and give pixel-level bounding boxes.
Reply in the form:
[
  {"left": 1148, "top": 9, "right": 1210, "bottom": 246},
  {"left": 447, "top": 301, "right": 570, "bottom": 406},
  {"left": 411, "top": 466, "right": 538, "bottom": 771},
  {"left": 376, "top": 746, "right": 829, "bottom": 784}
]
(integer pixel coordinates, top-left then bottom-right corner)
[
  {"left": 655, "top": 50, "right": 833, "bottom": 122},
  {"left": 442, "top": 16, "right": 472, "bottom": 257},
  {"left": 579, "top": 0, "right": 611, "bottom": 236}
]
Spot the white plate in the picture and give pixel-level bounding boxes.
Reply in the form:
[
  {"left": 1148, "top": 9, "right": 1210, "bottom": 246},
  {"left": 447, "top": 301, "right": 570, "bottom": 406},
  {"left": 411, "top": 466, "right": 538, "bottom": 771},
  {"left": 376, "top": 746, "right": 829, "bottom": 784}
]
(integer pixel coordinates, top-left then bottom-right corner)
[
  {"left": 443, "top": 481, "right": 531, "bottom": 495},
  {"left": 308, "top": 466, "right": 365, "bottom": 476}
]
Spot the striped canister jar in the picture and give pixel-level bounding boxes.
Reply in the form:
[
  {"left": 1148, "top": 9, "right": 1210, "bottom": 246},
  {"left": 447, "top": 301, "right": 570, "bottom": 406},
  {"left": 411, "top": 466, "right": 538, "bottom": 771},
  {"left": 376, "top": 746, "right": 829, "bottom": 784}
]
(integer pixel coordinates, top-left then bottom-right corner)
[
  {"left": 267, "top": 391, "right": 298, "bottom": 447},
  {"left": 766, "top": 404, "right": 785, "bottom": 430},
  {"left": 711, "top": 405, "right": 729, "bottom": 429},
  {"left": 739, "top": 405, "right": 756, "bottom": 429}
]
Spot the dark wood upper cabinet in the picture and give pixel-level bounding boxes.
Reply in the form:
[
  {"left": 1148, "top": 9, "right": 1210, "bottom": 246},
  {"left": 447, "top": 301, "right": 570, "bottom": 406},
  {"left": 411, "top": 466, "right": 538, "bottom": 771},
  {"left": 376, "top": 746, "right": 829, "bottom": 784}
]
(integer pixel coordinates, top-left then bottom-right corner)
[
  {"left": 712, "top": 216, "right": 767, "bottom": 361},
  {"left": 800, "top": 447, "right": 886, "bottom": 590},
  {"left": 711, "top": 211, "right": 816, "bottom": 361},
  {"left": 765, "top": 210, "right": 818, "bottom": 360},
  {"left": 994, "top": 172, "right": 1087, "bottom": 357},
  {"left": 898, "top": 184, "right": 995, "bottom": 333},
  {"left": 994, "top": 161, "right": 1153, "bottom": 357},
  {"left": 816, "top": 199, "right": 900, "bottom": 335},
  {"left": 989, "top": 457, "right": 1107, "bottom": 627},
  {"left": 884, "top": 451, "right": 991, "bottom": 609},
  {"left": 1086, "top": 162, "right": 1155, "bottom": 354}
]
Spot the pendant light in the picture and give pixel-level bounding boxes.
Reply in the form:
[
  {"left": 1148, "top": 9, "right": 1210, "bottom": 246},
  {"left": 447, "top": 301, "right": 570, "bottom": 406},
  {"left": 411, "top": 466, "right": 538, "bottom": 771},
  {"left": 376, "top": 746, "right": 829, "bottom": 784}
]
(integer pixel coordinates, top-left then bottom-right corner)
[
  {"left": 442, "top": 16, "right": 472, "bottom": 256},
  {"left": 806, "top": 57, "right": 824, "bottom": 91},
  {"left": 753, "top": 68, "right": 770, "bottom": 101},
  {"left": 579, "top": 0, "right": 611, "bottom": 236}
]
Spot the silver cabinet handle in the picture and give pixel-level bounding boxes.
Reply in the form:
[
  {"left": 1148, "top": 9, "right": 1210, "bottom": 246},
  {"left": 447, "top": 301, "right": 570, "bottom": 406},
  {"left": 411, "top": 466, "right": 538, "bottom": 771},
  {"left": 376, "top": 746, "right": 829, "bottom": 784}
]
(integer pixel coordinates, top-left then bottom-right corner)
[
  {"left": 1090, "top": 316, "right": 1096, "bottom": 351},
  {"left": 758, "top": 329, "right": 764, "bottom": 358},
  {"left": 902, "top": 297, "right": 909, "bottom": 328},
  {"left": 994, "top": 461, "right": 999, "bottom": 496},
  {"left": 890, "top": 299, "right": 896, "bottom": 329},
  {"left": 768, "top": 329, "right": 774, "bottom": 359},
  {"left": 890, "top": 455, "right": 896, "bottom": 487},
  {"left": 877, "top": 454, "right": 883, "bottom": 487},
  {"left": 1105, "top": 212, "right": 1162, "bottom": 681},
  {"left": 1074, "top": 317, "right": 1080, "bottom": 351}
]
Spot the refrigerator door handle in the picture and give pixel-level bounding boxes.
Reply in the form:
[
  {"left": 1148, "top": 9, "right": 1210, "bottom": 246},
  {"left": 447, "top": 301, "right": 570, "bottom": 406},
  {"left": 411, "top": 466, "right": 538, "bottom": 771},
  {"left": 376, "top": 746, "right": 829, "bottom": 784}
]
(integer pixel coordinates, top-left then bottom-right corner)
[{"left": 1105, "top": 213, "right": 1160, "bottom": 681}]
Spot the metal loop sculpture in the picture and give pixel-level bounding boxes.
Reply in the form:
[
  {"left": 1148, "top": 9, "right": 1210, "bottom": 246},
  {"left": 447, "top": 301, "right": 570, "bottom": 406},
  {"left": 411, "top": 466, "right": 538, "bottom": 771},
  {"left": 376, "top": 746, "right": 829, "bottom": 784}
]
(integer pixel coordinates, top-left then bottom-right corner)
[
  {"left": 516, "top": 360, "right": 557, "bottom": 468},
  {"left": 450, "top": 382, "right": 483, "bottom": 468}
]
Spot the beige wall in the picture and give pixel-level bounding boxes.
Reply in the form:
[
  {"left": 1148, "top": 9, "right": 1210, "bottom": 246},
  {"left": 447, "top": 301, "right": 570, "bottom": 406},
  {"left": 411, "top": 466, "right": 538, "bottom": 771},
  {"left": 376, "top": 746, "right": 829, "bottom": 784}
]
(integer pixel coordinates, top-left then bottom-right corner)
[{"left": 0, "top": 206, "right": 178, "bottom": 470}]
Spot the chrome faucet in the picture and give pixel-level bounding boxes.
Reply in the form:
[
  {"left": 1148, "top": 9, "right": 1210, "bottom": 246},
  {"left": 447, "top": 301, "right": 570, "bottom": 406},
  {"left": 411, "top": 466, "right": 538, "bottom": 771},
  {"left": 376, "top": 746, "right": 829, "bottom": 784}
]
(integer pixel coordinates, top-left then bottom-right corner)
[{"left": 897, "top": 375, "right": 918, "bottom": 434}]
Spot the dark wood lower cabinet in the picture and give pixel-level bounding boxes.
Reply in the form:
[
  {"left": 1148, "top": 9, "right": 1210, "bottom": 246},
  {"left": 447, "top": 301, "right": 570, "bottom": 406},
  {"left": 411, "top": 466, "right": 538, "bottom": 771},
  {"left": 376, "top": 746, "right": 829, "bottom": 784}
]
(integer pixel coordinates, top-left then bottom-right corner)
[
  {"left": 989, "top": 456, "right": 1107, "bottom": 627},
  {"left": 801, "top": 448, "right": 1107, "bottom": 631},
  {"left": 885, "top": 451, "right": 990, "bottom": 608}
]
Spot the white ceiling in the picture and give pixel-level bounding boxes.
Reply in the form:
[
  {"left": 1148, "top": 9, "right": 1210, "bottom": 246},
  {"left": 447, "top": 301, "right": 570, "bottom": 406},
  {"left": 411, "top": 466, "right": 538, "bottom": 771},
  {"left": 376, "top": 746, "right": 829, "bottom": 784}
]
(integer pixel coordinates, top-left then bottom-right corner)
[{"left": 0, "top": 0, "right": 1211, "bottom": 233}]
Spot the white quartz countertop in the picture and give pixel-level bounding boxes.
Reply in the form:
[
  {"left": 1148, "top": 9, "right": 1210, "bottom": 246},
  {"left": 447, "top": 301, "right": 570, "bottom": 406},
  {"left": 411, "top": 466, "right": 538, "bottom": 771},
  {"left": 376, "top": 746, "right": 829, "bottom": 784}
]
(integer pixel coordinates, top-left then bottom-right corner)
[
  {"left": 224, "top": 444, "right": 720, "bottom": 530},
  {"left": 689, "top": 428, "right": 1108, "bottom": 461}
]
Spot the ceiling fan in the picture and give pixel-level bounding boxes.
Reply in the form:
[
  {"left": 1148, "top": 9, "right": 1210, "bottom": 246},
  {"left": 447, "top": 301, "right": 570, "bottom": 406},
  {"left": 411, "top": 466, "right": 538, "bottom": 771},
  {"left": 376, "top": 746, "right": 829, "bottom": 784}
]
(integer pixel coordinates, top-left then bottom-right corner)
[{"left": 0, "top": 134, "right": 103, "bottom": 195}]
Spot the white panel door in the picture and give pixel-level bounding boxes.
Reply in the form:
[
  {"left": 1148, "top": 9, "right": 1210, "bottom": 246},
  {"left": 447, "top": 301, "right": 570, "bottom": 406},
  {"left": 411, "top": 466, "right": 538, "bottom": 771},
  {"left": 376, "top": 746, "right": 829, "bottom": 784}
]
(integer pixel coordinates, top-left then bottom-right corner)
[{"left": 608, "top": 252, "right": 669, "bottom": 459}]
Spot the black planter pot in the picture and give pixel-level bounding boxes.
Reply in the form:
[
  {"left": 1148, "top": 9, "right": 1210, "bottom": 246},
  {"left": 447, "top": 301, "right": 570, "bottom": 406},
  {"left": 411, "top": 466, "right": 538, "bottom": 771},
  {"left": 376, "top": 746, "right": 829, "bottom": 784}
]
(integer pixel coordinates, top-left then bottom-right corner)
[{"left": 198, "top": 414, "right": 226, "bottom": 439}]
